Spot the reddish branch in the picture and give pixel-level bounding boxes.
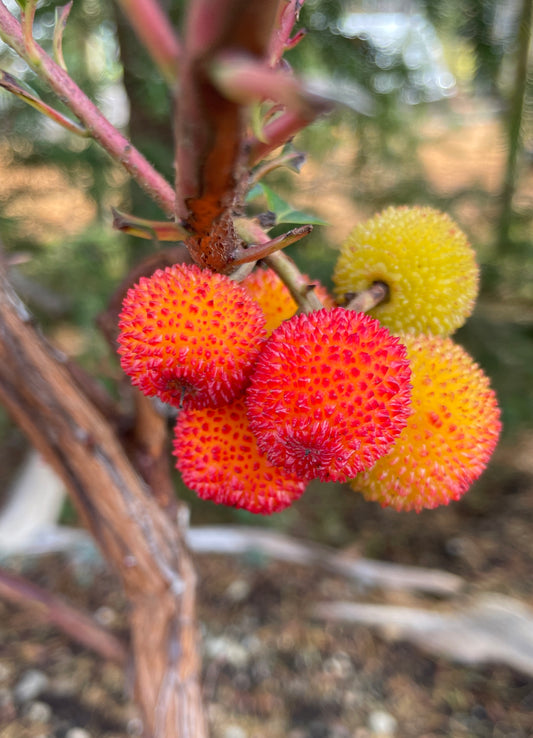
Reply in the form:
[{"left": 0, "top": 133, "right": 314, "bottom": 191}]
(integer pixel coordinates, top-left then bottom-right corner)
[
  {"left": 116, "top": 0, "right": 182, "bottom": 85},
  {"left": 0, "top": 2, "right": 176, "bottom": 217}
]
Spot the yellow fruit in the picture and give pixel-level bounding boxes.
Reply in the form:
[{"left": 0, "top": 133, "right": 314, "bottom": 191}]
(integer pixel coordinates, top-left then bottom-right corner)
[
  {"left": 351, "top": 334, "right": 501, "bottom": 512},
  {"left": 333, "top": 206, "right": 479, "bottom": 336}
]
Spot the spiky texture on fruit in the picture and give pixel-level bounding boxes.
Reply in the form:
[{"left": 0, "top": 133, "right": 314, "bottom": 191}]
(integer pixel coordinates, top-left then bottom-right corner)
[
  {"left": 118, "top": 263, "right": 266, "bottom": 409},
  {"left": 351, "top": 334, "right": 501, "bottom": 512},
  {"left": 245, "top": 307, "right": 412, "bottom": 483},
  {"left": 173, "top": 398, "right": 306, "bottom": 514},
  {"left": 332, "top": 206, "right": 479, "bottom": 336},
  {"left": 242, "top": 267, "right": 335, "bottom": 335}
]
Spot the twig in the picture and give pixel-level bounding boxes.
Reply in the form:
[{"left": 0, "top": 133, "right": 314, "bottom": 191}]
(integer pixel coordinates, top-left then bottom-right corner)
[
  {"left": 0, "top": 567, "right": 127, "bottom": 664},
  {"left": 21, "top": 0, "right": 39, "bottom": 65},
  {"left": 249, "top": 147, "right": 306, "bottom": 185},
  {"left": 233, "top": 224, "right": 313, "bottom": 266},
  {"left": 53, "top": 2, "right": 73, "bottom": 71},
  {"left": 187, "top": 526, "right": 464, "bottom": 596},
  {"left": 265, "top": 251, "right": 324, "bottom": 313},
  {"left": 112, "top": 208, "right": 189, "bottom": 241},
  {"left": 0, "top": 2, "right": 175, "bottom": 217},
  {"left": 345, "top": 281, "right": 389, "bottom": 313},
  {"left": 232, "top": 216, "right": 321, "bottom": 310},
  {"left": 0, "top": 69, "right": 88, "bottom": 137},
  {"left": 313, "top": 594, "right": 533, "bottom": 678},
  {"left": 268, "top": 0, "right": 306, "bottom": 65},
  {"left": 116, "top": 0, "right": 181, "bottom": 86}
]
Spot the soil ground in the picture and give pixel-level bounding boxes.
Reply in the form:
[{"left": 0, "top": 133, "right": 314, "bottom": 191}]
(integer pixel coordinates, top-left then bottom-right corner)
[{"left": 1, "top": 447, "right": 533, "bottom": 738}]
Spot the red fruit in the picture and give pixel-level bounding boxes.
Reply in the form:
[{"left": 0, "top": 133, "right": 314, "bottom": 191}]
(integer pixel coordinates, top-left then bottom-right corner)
[
  {"left": 245, "top": 307, "right": 412, "bottom": 482},
  {"left": 118, "top": 263, "right": 266, "bottom": 409},
  {"left": 173, "top": 398, "right": 306, "bottom": 514}
]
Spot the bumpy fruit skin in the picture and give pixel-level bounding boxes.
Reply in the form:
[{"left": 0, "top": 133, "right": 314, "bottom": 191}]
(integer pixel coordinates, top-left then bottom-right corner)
[
  {"left": 332, "top": 206, "right": 479, "bottom": 336},
  {"left": 351, "top": 335, "right": 501, "bottom": 512},
  {"left": 118, "top": 263, "right": 266, "bottom": 409},
  {"left": 173, "top": 398, "right": 306, "bottom": 514},
  {"left": 245, "top": 307, "right": 412, "bottom": 483},
  {"left": 242, "top": 267, "right": 335, "bottom": 335}
]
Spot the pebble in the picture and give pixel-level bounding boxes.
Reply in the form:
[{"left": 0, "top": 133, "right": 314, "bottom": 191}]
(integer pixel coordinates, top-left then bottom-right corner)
[
  {"left": 225, "top": 579, "right": 251, "bottom": 603},
  {"left": 223, "top": 726, "right": 246, "bottom": 738},
  {"left": 323, "top": 651, "right": 353, "bottom": 679},
  {"left": 205, "top": 636, "right": 249, "bottom": 668},
  {"left": 368, "top": 709, "right": 398, "bottom": 736},
  {"left": 127, "top": 717, "right": 144, "bottom": 735},
  {"left": 14, "top": 669, "right": 49, "bottom": 703},
  {"left": 66, "top": 729, "right": 92, "bottom": 738},
  {"left": 94, "top": 605, "right": 117, "bottom": 627},
  {"left": 25, "top": 700, "right": 52, "bottom": 724}
]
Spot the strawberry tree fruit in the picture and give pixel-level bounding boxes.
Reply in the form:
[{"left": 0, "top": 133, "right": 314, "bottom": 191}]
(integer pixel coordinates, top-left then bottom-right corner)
[
  {"left": 245, "top": 307, "right": 412, "bottom": 483},
  {"left": 351, "top": 334, "right": 501, "bottom": 512},
  {"left": 118, "top": 263, "right": 266, "bottom": 409},
  {"left": 333, "top": 206, "right": 479, "bottom": 336},
  {"left": 173, "top": 397, "right": 306, "bottom": 514}
]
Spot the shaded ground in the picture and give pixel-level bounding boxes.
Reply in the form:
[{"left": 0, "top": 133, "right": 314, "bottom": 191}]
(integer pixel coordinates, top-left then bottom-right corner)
[{"left": 1, "top": 445, "right": 533, "bottom": 738}]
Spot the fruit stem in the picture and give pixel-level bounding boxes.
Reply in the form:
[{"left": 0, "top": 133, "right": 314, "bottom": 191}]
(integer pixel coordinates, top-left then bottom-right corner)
[
  {"left": 345, "top": 281, "right": 389, "bottom": 313},
  {"left": 265, "top": 251, "right": 324, "bottom": 314}
]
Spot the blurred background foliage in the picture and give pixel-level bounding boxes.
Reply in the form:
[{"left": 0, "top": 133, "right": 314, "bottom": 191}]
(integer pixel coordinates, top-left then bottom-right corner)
[{"left": 1, "top": 0, "right": 533, "bottom": 536}]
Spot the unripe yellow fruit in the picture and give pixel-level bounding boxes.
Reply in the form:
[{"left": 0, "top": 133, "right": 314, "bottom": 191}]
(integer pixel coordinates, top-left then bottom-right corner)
[{"left": 333, "top": 206, "right": 479, "bottom": 336}]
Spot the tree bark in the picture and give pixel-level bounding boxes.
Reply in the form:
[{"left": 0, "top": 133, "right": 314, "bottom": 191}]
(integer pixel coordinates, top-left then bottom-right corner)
[{"left": 0, "top": 269, "right": 207, "bottom": 738}]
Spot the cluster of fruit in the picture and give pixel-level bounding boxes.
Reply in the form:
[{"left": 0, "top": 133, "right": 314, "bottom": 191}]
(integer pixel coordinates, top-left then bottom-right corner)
[{"left": 118, "top": 206, "right": 501, "bottom": 514}]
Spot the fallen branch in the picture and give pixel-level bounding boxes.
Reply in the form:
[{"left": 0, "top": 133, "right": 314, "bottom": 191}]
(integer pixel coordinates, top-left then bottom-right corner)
[
  {"left": 314, "top": 593, "right": 533, "bottom": 678},
  {"left": 187, "top": 526, "right": 465, "bottom": 596},
  {"left": 0, "top": 567, "right": 127, "bottom": 665}
]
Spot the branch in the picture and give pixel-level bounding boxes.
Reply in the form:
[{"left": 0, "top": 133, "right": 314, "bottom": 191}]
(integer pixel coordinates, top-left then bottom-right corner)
[
  {"left": 314, "top": 594, "right": 533, "bottom": 678},
  {"left": 0, "top": 2, "right": 175, "bottom": 217},
  {"left": 174, "top": 0, "right": 282, "bottom": 249},
  {"left": 116, "top": 0, "right": 181, "bottom": 85},
  {"left": 0, "top": 567, "right": 127, "bottom": 664},
  {"left": 112, "top": 208, "right": 189, "bottom": 241},
  {"left": 265, "top": 250, "right": 324, "bottom": 313},
  {"left": 188, "top": 526, "right": 465, "bottom": 597},
  {"left": 268, "top": 0, "right": 306, "bottom": 65},
  {"left": 53, "top": 1, "right": 73, "bottom": 71},
  {"left": 0, "top": 269, "right": 207, "bottom": 736},
  {"left": 0, "top": 69, "right": 88, "bottom": 136}
]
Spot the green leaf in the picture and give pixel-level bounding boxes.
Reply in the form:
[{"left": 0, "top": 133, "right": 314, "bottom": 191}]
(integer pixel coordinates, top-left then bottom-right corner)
[
  {"left": 245, "top": 183, "right": 264, "bottom": 203},
  {"left": 247, "top": 183, "right": 328, "bottom": 226}
]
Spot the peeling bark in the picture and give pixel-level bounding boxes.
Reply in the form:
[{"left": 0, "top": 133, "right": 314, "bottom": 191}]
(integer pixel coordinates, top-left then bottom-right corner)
[{"left": 0, "top": 270, "right": 207, "bottom": 738}]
